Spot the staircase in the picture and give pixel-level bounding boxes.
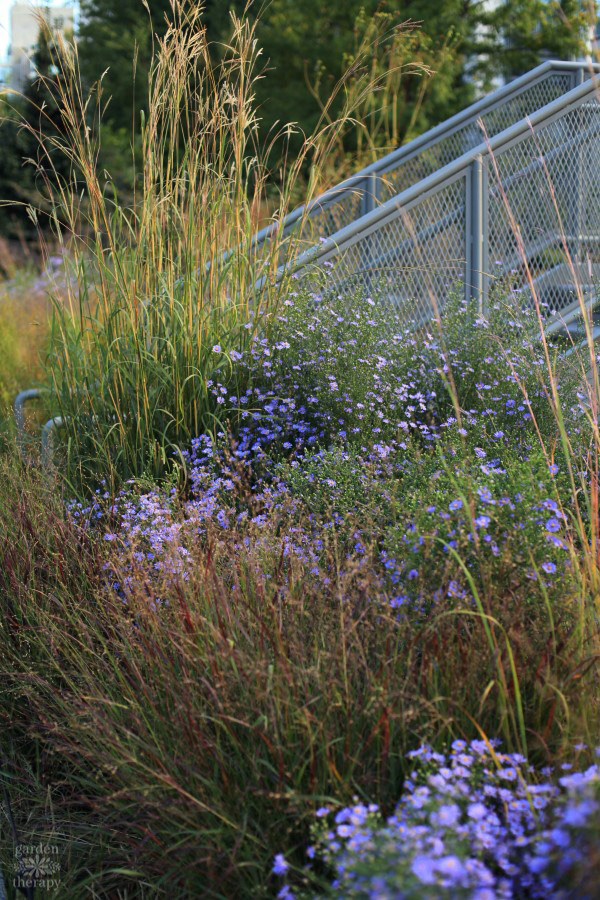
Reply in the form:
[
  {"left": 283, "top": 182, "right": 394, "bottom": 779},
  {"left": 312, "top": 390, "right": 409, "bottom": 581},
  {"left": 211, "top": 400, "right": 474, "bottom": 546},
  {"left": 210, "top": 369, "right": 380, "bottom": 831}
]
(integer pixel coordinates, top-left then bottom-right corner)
[
  {"left": 15, "top": 60, "right": 600, "bottom": 459},
  {"left": 259, "top": 60, "right": 600, "bottom": 337}
]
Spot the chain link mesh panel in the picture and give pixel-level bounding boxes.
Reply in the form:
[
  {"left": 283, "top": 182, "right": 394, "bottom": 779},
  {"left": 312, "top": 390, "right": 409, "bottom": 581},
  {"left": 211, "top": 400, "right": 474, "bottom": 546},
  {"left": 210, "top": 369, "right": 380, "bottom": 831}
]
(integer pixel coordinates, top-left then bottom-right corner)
[
  {"left": 488, "top": 94, "right": 600, "bottom": 317},
  {"left": 288, "top": 189, "right": 365, "bottom": 251},
  {"left": 273, "top": 69, "right": 577, "bottom": 254},
  {"left": 291, "top": 84, "right": 600, "bottom": 331},
  {"left": 303, "top": 175, "right": 468, "bottom": 326},
  {"left": 378, "top": 74, "right": 574, "bottom": 204}
]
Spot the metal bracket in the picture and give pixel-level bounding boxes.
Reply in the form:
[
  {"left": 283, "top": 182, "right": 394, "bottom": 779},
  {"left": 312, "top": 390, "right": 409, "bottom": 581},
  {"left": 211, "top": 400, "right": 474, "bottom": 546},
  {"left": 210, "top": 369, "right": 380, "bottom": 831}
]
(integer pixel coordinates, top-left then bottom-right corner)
[
  {"left": 13, "top": 389, "right": 44, "bottom": 461},
  {"left": 41, "top": 417, "right": 65, "bottom": 470},
  {"left": 14, "top": 390, "right": 65, "bottom": 470}
]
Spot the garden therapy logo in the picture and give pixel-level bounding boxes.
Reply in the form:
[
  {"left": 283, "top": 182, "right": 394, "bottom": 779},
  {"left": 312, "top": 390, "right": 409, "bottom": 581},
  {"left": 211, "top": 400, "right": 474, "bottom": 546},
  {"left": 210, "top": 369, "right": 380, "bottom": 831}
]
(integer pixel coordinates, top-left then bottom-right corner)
[{"left": 14, "top": 841, "right": 60, "bottom": 892}]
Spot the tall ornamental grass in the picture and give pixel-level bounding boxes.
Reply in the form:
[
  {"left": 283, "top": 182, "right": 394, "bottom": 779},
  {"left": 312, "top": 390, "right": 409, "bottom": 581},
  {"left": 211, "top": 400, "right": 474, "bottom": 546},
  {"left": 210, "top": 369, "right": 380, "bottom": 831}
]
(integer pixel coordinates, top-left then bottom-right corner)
[
  {"left": 1, "top": 283, "right": 599, "bottom": 896},
  {"left": 1, "top": 5, "right": 599, "bottom": 898},
  {"left": 20, "top": 1, "right": 427, "bottom": 492}
]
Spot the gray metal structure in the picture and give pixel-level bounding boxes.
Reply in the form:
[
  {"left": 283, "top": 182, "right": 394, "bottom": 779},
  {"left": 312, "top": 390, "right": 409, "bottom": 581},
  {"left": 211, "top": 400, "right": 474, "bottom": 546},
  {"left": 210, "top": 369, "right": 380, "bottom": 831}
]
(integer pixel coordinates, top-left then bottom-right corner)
[
  {"left": 254, "top": 60, "right": 599, "bottom": 254},
  {"left": 14, "top": 389, "right": 63, "bottom": 469},
  {"left": 271, "top": 68, "right": 600, "bottom": 329},
  {"left": 15, "top": 60, "right": 600, "bottom": 463},
  {"left": 14, "top": 388, "right": 44, "bottom": 459}
]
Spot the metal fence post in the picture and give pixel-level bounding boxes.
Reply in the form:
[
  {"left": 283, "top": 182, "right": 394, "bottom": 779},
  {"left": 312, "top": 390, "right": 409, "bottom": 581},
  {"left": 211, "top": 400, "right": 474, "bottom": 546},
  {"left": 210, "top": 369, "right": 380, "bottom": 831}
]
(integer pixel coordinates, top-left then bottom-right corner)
[
  {"left": 360, "top": 173, "right": 379, "bottom": 287},
  {"left": 567, "top": 104, "right": 586, "bottom": 266},
  {"left": 567, "top": 64, "right": 587, "bottom": 269},
  {"left": 41, "top": 417, "right": 64, "bottom": 470},
  {"left": 360, "top": 172, "right": 379, "bottom": 218},
  {"left": 469, "top": 156, "right": 488, "bottom": 313}
]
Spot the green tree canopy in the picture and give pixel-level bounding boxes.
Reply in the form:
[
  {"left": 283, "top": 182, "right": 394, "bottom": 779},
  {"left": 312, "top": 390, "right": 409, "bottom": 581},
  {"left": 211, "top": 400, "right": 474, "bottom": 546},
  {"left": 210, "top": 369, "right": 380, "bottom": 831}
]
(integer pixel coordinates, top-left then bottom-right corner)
[
  {"left": 0, "top": 23, "right": 73, "bottom": 239},
  {"left": 2, "top": 0, "right": 596, "bottom": 238},
  {"left": 76, "top": 0, "right": 595, "bottom": 154}
]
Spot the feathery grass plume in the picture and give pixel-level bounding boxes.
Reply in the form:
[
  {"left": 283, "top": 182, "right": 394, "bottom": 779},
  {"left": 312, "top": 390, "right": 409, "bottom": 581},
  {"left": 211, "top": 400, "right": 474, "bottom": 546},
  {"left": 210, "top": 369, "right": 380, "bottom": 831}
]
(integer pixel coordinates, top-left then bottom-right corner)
[{"left": 11, "top": 1, "right": 427, "bottom": 493}]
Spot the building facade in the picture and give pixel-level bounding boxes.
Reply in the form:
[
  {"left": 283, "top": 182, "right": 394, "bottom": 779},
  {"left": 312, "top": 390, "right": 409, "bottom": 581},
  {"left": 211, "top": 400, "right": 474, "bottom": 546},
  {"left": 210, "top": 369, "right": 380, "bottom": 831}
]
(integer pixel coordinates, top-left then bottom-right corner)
[{"left": 8, "top": 3, "right": 74, "bottom": 91}]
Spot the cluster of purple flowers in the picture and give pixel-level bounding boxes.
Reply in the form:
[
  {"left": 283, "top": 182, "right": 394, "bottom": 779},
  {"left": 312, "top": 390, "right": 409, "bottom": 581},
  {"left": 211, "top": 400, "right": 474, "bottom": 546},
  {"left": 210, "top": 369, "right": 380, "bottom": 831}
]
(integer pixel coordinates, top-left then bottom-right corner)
[
  {"left": 68, "top": 287, "right": 584, "bottom": 615},
  {"left": 60, "top": 279, "right": 597, "bottom": 897},
  {"left": 274, "top": 740, "right": 600, "bottom": 899},
  {"left": 379, "top": 443, "right": 574, "bottom": 614}
]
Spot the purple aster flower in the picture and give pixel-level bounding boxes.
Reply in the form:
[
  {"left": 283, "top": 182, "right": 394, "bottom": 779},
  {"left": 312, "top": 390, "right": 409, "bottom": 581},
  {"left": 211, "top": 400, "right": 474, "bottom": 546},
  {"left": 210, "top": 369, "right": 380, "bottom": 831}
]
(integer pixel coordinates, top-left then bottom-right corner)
[
  {"left": 562, "top": 801, "right": 596, "bottom": 827},
  {"left": 272, "top": 854, "right": 289, "bottom": 876},
  {"left": 411, "top": 856, "right": 437, "bottom": 885},
  {"left": 433, "top": 804, "right": 461, "bottom": 827},
  {"left": 549, "top": 828, "right": 570, "bottom": 848},
  {"left": 437, "top": 856, "right": 466, "bottom": 881},
  {"left": 545, "top": 518, "right": 561, "bottom": 533},
  {"left": 277, "top": 888, "right": 295, "bottom": 900}
]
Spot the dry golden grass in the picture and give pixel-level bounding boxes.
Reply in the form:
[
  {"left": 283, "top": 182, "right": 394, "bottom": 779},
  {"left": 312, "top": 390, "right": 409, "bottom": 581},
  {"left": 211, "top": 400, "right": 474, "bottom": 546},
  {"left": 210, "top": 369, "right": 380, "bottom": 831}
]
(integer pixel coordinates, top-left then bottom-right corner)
[{"left": 0, "top": 238, "right": 67, "bottom": 428}]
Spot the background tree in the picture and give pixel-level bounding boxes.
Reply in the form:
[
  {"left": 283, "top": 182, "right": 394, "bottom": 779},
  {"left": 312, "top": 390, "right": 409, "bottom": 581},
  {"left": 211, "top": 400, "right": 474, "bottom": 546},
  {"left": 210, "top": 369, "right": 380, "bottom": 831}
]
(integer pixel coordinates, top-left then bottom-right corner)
[
  {"left": 0, "top": 23, "right": 73, "bottom": 241},
  {"left": 487, "top": 1, "right": 593, "bottom": 81},
  {"left": 246, "top": 0, "right": 471, "bottom": 159},
  {"left": 2, "top": 0, "right": 596, "bottom": 240},
  {"left": 0, "top": 99, "right": 36, "bottom": 241},
  {"left": 76, "top": 0, "right": 595, "bottom": 158},
  {"left": 78, "top": 0, "right": 173, "bottom": 135}
]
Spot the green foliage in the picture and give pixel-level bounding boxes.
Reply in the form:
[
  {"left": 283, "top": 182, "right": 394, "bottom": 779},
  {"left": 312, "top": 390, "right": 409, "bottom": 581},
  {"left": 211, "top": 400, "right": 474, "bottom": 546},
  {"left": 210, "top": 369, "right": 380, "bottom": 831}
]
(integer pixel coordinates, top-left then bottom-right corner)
[
  {"left": 275, "top": 443, "right": 390, "bottom": 522},
  {"left": 482, "top": 0, "right": 594, "bottom": 81},
  {"left": 74, "top": 1, "right": 596, "bottom": 188},
  {"left": 0, "top": 24, "right": 73, "bottom": 238},
  {"left": 383, "top": 434, "right": 577, "bottom": 615}
]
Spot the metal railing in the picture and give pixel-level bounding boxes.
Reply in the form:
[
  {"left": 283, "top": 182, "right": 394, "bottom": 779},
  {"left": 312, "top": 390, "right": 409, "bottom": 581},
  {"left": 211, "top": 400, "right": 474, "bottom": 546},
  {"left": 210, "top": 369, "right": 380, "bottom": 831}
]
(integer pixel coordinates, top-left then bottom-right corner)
[
  {"left": 273, "top": 74, "right": 600, "bottom": 327},
  {"left": 16, "top": 61, "right": 600, "bottom": 464},
  {"left": 254, "top": 60, "right": 599, "bottom": 255},
  {"left": 13, "top": 389, "right": 64, "bottom": 469}
]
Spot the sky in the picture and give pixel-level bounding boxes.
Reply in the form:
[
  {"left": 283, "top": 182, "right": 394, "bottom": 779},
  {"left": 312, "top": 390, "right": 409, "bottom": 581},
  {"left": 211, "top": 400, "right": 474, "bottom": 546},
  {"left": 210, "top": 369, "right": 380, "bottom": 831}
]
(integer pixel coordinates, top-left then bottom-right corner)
[{"left": 0, "top": 1, "right": 76, "bottom": 62}]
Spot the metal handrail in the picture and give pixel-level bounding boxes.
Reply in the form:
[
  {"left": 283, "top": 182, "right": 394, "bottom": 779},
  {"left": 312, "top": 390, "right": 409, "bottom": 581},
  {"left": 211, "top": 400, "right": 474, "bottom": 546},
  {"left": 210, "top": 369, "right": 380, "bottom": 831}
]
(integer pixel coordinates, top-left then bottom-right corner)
[
  {"left": 14, "top": 389, "right": 44, "bottom": 460},
  {"left": 270, "top": 75, "right": 600, "bottom": 298},
  {"left": 253, "top": 60, "right": 600, "bottom": 251},
  {"left": 16, "top": 62, "right": 600, "bottom": 466},
  {"left": 14, "top": 390, "right": 64, "bottom": 469},
  {"left": 41, "top": 417, "right": 64, "bottom": 469}
]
